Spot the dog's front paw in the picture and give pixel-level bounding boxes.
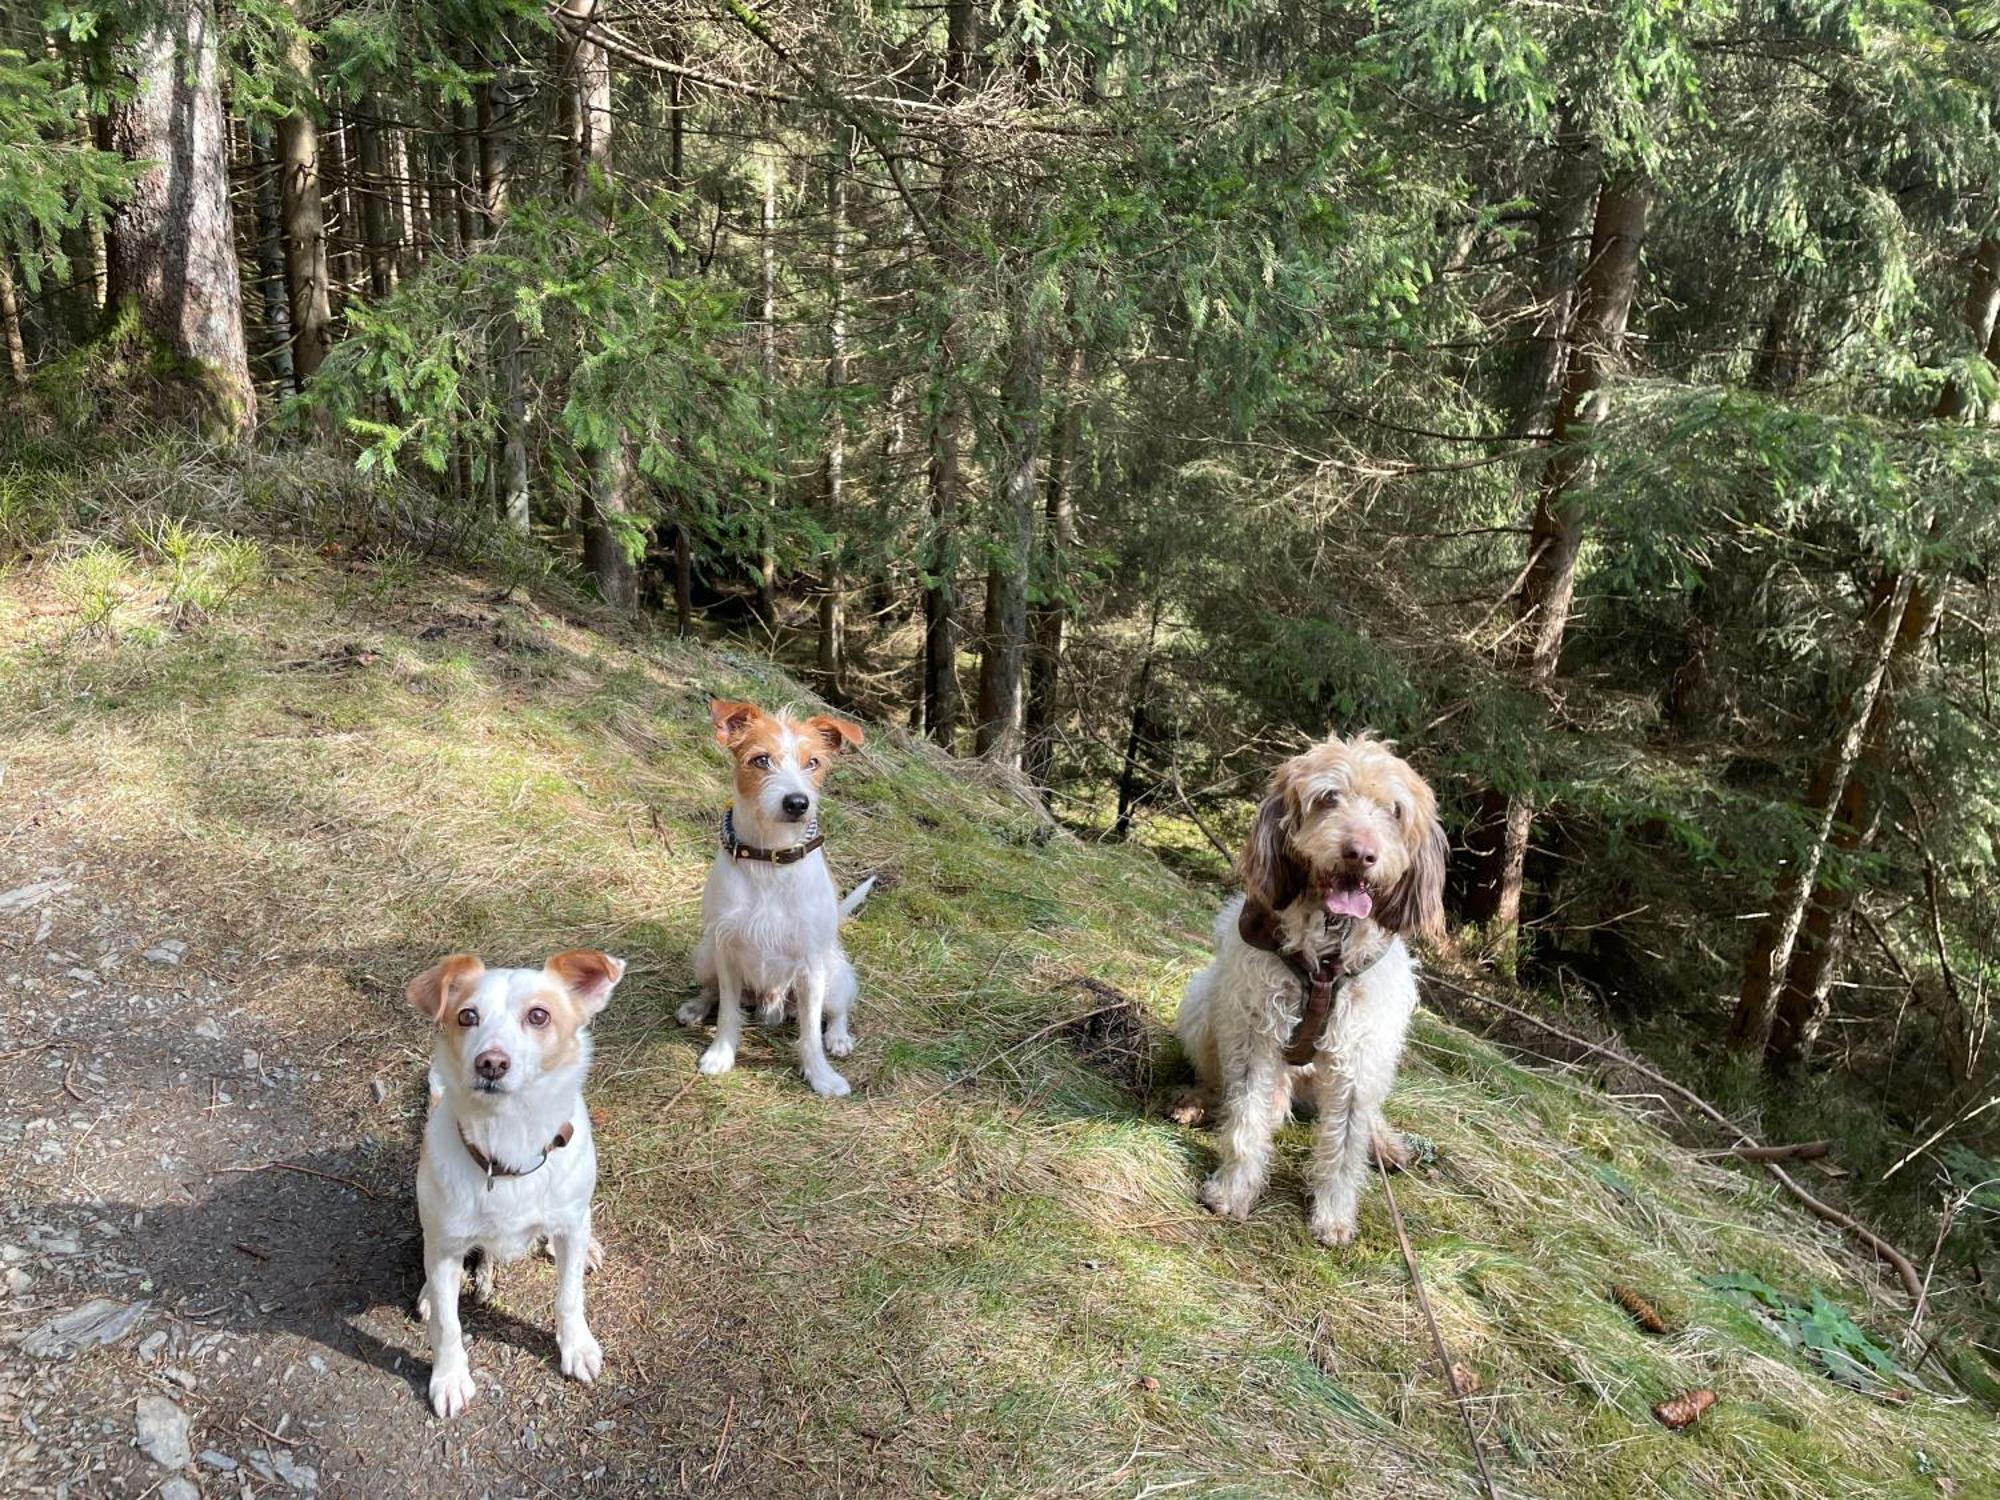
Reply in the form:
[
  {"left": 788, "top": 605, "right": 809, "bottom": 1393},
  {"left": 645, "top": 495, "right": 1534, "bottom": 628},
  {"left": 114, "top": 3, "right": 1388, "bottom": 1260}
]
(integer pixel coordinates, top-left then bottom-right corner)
[
  {"left": 430, "top": 1363, "right": 477, "bottom": 1418},
  {"left": 676, "top": 995, "right": 712, "bottom": 1028},
  {"left": 823, "top": 1026, "right": 855, "bottom": 1060},
  {"left": 560, "top": 1329, "right": 604, "bottom": 1384},
  {"left": 1199, "top": 1174, "right": 1256, "bottom": 1221},
  {"left": 805, "top": 1066, "right": 852, "bottom": 1098},
  {"left": 698, "top": 1043, "right": 736, "bottom": 1076},
  {"left": 585, "top": 1234, "right": 604, "bottom": 1273},
  {"left": 1309, "top": 1200, "right": 1359, "bottom": 1247}
]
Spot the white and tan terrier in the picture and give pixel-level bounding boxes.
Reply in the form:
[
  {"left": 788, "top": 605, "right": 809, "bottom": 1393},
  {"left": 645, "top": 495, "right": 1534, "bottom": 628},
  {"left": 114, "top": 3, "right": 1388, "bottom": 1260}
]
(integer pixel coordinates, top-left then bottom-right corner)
[
  {"left": 408, "top": 948, "right": 624, "bottom": 1416},
  {"left": 680, "top": 699, "right": 871, "bottom": 1097}
]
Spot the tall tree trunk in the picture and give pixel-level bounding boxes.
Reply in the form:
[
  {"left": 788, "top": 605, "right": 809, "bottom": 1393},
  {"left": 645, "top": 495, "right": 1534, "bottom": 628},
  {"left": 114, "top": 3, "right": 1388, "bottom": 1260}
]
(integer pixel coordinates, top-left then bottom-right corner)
[
  {"left": 1463, "top": 122, "right": 1599, "bottom": 925},
  {"left": 921, "top": 0, "right": 976, "bottom": 747},
  {"left": 274, "top": 71, "right": 331, "bottom": 388},
  {"left": 561, "top": 0, "right": 637, "bottom": 606},
  {"left": 476, "top": 56, "right": 530, "bottom": 533},
  {"left": 817, "top": 124, "right": 852, "bottom": 699},
  {"left": 392, "top": 127, "right": 423, "bottom": 278},
  {"left": 974, "top": 305, "right": 1045, "bottom": 767},
  {"left": 247, "top": 124, "right": 294, "bottom": 387},
  {"left": 355, "top": 97, "right": 395, "bottom": 299},
  {"left": 1466, "top": 172, "right": 1651, "bottom": 948},
  {"left": 321, "top": 107, "right": 361, "bottom": 308},
  {"left": 0, "top": 257, "right": 27, "bottom": 385},
  {"left": 1729, "top": 572, "right": 1915, "bottom": 1060},
  {"left": 1112, "top": 598, "right": 1163, "bottom": 837},
  {"left": 753, "top": 126, "right": 780, "bottom": 628},
  {"left": 60, "top": 117, "right": 107, "bottom": 342},
  {"left": 104, "top": 0, "right": 255, "bottom": 434},
  {"left": 1739, "top": 237, "right": 1999, "bottom": 1069},
  {"left": 1024, "top": 345, "right": 1081, "bottom": 788}
]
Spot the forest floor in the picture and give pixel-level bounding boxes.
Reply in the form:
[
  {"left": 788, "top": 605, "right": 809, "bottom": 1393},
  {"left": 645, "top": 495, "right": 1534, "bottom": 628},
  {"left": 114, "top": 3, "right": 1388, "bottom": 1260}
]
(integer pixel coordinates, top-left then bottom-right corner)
[{"left": 0, "top": 510, "right": 1995, "bottom": 1498}]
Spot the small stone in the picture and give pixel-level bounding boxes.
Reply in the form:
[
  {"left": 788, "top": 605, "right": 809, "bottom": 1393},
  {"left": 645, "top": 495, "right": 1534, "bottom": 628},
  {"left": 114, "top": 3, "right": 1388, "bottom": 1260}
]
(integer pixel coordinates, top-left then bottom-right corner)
[
  {"left": 242, "top": 1049, "right": 260, "bottom": 1074},
  {"left": 0, "top": 880, "right": 62, "bottom": 915},
  {"left": 163, "top": 1367, "right": 197, "bottom": 1390},
  {"left": 137, "top": 1330, "right": 169, "bottom": 1361},
  {"left": 369, "top": 1078, "right": 387, "bottom": 1104},
  {"left": 192, "top": 1017, "right": 224, "bottom": 1041},
  {"left": 159, "top": 1480, "right": 199, "bottom": 1500},
  {"left": 307, "top": 1355, "right": 326, "bottom": 1375},
  {"left": 134, "top": 1393, "right": 192, "bottom": 1468},
  {"left": 30, "top": 1229, "right": 81, "bottom": 1255},
  {"left": 66, "top": 968, "right": 98, "bottom": 984},
  {"left": 19, "top": 1298, "right": 148, "bottom": 1358},
  {"left": 199, "top": 1450, "right": 238, "bottom": 1471},
  {"left": 6, "top": 1267, "right": 32, "bottom": 1297}
]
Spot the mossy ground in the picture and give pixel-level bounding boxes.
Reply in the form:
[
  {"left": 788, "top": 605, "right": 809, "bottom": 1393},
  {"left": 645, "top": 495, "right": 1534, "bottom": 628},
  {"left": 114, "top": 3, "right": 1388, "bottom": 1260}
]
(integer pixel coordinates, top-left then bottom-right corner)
[{"left": 2, "top": 509, "right": 1993, "bottom": 1498}]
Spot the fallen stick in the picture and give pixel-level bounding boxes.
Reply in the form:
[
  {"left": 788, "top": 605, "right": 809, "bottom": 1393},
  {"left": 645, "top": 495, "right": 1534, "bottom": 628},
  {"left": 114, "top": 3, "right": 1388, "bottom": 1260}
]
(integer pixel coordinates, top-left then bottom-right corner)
[
  {"left": 1696, "top": 1139, "right": 1831, "bottom": 1163},
  {"left": 212, "top": 1160, "right": 379, "bottom": 1199},
  {"left": 1375, "top": 1152, "right": 1498, "bottom": 1500},
  {"left": 1428, "top": 975, "right": 1924, "bottom": 1304}
]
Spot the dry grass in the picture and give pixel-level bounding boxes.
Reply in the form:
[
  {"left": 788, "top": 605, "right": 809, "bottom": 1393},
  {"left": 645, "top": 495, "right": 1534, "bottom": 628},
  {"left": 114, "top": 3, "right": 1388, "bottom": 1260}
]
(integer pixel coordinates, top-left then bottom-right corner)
[{"left": 1, "top": 521, "right": 1995, "bottom": 1499}]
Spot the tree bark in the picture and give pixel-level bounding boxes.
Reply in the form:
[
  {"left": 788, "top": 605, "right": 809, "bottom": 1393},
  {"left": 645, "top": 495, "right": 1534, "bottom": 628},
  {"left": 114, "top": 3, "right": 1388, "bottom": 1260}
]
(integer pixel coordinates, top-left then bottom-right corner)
[
  {"left": 920, "top": 0, "right": 976, "bottom": 747},
  {"left": 274, "top": 58, "right": 331, "bottom": 388},
  {"left": 974, "top": 307, "right": 1045, "bottom": 767},
  {"left": 1462, "top": 123, "right": 1601, "bottom": 927},
  {"left": 355, "top": 97, "right": 395, "bottom": 299},
  {"left": 1466, "top": 172, "right": 1651, "bottom": 946},
  {"left": 1024, "top": 346, "right": 1080, "bottom": 788},
  {"left": 1112, "top": 599, "right": 1163, "bottom": 838},
  {"left": 561, "top": 0, "right": 638, "bottom": 607},
  {"left": 103, "top": 0, "right": 255, "bottom": 434},
  {"left": 0, "top": 257, "right": 27, "bottom": 385},
  {"left": 817, "top": 124, "right": 853, "bottom": 700},
  {"left": 753, "top": 125, "right": 779, "bottom": 628},
  {"left": 477, "top": 57, "right": 530, "bottom": 532},
  {"left": 321, "top": 107, "right": 361, "bottom": 307}
]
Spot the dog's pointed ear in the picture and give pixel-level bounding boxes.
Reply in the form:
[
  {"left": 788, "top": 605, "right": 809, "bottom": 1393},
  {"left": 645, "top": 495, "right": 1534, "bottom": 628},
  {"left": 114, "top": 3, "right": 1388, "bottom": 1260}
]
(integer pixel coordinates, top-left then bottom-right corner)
[
  {"left": 710, "top": 700, "right": 761, "bottom": 749},
  {"left": 1239, "top": 785, "right": 1307, "bottom": 913},
  {"left": 1378, "top": 813, "right": 1449, "bottom": 943},
  {"left": 407, "top": 955, "right": 484, "bottom": 1023},
  {"left": 546, "top": 949, "right": 625, "bottom": 1017},
  {"left": 805, "top": 714, "right": 864, "bottom": 755}
]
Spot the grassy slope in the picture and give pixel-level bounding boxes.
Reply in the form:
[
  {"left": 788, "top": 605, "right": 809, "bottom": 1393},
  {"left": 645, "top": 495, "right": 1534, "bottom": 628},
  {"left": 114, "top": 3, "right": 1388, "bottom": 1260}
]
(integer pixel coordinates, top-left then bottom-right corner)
[{"left": 2, "top": 525, "right": 1993, "bottom": 1500}]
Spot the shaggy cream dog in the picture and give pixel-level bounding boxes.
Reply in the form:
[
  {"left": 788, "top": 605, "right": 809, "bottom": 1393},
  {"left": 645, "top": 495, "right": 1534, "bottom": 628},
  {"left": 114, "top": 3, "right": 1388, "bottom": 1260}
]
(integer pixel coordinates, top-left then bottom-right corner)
[{"left": 1176, "top": 733, "right": 1446, "bottom": 1245}]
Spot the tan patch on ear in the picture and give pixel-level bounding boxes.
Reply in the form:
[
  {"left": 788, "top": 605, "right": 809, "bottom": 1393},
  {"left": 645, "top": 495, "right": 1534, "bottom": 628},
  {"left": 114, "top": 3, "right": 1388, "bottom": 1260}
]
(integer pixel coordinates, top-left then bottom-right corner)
[
  {"left": 407, "top": 954, "right": 484, "bottom": 1023},
  {"left": 546, "top": 949, "right": 625, "bottom": 1016},
  {"left": 710, "top": 699, "right": 763, "bottom": 749},
  {"left": 805, "top": 715, "right": 864, "bottom": 755}
]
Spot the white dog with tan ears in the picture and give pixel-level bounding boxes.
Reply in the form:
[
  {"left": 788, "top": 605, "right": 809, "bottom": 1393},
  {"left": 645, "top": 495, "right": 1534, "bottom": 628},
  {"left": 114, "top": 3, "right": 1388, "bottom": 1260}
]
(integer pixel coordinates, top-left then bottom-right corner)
[
  {"left": 1176, "top": 733, "right": 1447, "bottom": 1246},
  {"left": 408, "top": 948, "right": 624, "bottom": 1417},
  {"left": 680, "top": 699, "right": 871, "bottom": 1097}
]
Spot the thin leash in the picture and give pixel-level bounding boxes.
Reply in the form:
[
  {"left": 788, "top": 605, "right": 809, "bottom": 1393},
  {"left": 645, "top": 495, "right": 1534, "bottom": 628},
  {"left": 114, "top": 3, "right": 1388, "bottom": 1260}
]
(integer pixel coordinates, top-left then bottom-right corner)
[{"left": 1375, "top": 1151, "right": 1498, "bottom": 1500}]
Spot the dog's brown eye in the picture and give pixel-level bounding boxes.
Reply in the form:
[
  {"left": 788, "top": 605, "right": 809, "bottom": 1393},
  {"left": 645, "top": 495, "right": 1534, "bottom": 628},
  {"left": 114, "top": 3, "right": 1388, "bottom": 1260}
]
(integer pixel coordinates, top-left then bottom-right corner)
[
  {"left": 1318, "top": 790, "right": 1341, "bottom": 809},
  {"left": 525, "top": 1007, "right": 550, "bottom": 1028},
  {"left": 750, "top": 754, "right": 772, "bottom": 770},
  {"left": 456, "top": 1007, "right": 478, "bottom": 1028},
  {"left": 805, "top": 757, "right": 821, "bottom": 771},
  {"left": 1391, "top": 801, "right": 1405, "bottom": 821}
]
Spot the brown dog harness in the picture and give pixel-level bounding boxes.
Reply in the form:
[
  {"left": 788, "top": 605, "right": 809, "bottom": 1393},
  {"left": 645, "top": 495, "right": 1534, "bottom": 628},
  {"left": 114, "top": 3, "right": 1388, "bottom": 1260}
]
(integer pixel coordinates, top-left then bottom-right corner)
[
  {"left": 1238, "top": 898, "right": 1394, "bottom": 1065},
  {"left": 459, "top": 1122, "right": 575, "bottom": 1190},
  {"left": 721, "top": 808, "right": 824, "bottom": 865}
]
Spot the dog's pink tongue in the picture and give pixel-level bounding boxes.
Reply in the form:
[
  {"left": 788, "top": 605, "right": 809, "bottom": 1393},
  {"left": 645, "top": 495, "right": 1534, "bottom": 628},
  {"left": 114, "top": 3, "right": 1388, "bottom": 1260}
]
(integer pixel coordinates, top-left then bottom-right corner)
[{"left": 1324, "top": 883, "right": 1373, "bottom": 920}]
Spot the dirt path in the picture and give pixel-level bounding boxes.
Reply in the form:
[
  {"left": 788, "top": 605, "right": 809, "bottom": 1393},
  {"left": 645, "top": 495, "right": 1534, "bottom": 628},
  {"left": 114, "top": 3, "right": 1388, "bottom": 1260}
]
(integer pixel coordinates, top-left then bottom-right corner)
[{"left": 0, "top": 798, "right": 775, "bottom": 1499}]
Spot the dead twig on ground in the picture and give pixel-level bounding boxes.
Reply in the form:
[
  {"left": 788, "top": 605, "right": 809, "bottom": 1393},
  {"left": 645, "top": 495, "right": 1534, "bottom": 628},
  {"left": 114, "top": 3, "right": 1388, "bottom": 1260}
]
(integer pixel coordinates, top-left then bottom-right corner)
[
  {"left": 1375, "top": 1152, "right": 1497, "bottom": 1500},
  {"left": 1430, "top": 974, "right": 1925, "bottom": 1303},
  {"left": 1696, "top": 1139, "right": 1831, "bottom": 1163},
  {"left": 212, "top": 1160, "right": 379, "bottom": 1199}
]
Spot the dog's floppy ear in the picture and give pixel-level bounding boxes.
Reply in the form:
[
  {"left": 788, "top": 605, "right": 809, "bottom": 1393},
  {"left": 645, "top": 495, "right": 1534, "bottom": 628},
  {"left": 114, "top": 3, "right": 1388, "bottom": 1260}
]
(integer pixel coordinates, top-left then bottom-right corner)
[
  {"left": 710, "top": 699, "right": 762, "bottom": 749},
  {"left": 805, "top": 714, "right": 864, "bottom": 755},
  {"left": 407, "top": 954, "right": 484, "bottom": 1023},
  {"left": 1239, "top": 786, "right": 1307, "bottom": 913},
  {"left": 1377, "top": 812, "right": 1448, "bottom": 943},
  {"left": 545, "top": 949, "right": 626, "bottom": 1018}
]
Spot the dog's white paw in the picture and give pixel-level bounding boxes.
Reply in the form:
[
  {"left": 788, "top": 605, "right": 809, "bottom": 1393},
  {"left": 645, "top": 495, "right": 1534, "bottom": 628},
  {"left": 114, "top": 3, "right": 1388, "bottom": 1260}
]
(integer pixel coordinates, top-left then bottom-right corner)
[
  {"left": 824, "top": 1027, "right": 855, "bottom": 1059},
  {"left": 698, "top": 1044, "right": 736, "bottom": 1076},
  {"left": 1199, "top": 1174, "right": 1256, "bottom": 1221},
  {"left": 414, "top": 1289, "right": 430, "bottom": 1323},
  {"left": 806, "top": 1068, "right": 852, "bottom": 1099},
  {"left": 585, "top": 1234, "right": 605, "bottom": 1273},
  {"left": 430, "top": 1364, "right": 476, "bottom": 1418},
  {"left": 560, "top": 1330, "right": 604, "bottom": 1384},
  {"left": 1311, "top": 1217, "right": 1359, "bottom": 1248},
  {"left": 676, "top": 996, "right": 710, "bottom": 1027}
]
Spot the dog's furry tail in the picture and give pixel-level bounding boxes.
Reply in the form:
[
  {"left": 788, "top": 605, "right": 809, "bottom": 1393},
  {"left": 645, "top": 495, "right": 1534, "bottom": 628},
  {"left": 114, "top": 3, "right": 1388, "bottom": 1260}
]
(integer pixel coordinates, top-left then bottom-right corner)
[{"left": 839, "top": 875, "right": 877, "bottom": 919}]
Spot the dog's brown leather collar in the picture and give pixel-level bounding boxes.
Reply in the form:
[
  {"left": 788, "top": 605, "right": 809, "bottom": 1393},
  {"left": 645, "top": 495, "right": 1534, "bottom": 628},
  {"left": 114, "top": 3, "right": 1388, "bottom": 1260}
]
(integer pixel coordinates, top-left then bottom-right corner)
[
  {"left": 1238, "top": 898, "right": 1394, "bottom": 1065},
  {"left": 459, "top": 1121, "right": 574, "bottom": 1190},
  {"left": 722, "top": 808, "right": 823, "bottom": 865}
]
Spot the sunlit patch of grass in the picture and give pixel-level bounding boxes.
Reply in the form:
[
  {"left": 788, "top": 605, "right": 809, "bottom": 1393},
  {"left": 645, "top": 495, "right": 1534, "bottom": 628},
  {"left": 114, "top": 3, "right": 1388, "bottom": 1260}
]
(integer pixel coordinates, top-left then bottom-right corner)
[{"left": 3, "top": 532, "right": 1998, "bottom": 1500}]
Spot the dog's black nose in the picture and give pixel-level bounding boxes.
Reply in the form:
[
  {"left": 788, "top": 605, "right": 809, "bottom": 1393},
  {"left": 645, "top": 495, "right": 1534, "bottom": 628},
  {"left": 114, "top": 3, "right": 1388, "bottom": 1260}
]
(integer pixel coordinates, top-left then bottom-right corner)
[
  {"left": 475, "top": 1049, "right": 510, "bottom": 1081},
  {"left": 781, "top": 793, "right": 810, "bottom": 819}
]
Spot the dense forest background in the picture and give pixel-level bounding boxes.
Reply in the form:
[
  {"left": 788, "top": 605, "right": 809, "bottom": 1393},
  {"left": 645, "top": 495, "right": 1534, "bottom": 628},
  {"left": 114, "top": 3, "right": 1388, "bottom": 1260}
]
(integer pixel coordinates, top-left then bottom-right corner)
[{"left": 4, "top": 0, "right": 1999, "bottom": 1274}]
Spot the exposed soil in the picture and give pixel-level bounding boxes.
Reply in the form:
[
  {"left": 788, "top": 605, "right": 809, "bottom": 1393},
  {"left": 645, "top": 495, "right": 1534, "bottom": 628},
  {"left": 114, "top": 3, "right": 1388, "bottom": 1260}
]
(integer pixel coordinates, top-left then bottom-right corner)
[{"left": 0, "top": 790, "right": 809, "bottom": 1498}]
